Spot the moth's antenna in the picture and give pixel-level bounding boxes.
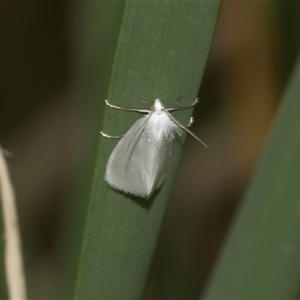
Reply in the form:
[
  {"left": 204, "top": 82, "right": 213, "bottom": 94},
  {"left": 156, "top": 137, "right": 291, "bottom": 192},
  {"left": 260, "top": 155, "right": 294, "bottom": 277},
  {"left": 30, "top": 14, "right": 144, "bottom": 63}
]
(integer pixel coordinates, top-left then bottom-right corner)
[{"left": 164, "top": 109, "right": 208, "bottom": 148}]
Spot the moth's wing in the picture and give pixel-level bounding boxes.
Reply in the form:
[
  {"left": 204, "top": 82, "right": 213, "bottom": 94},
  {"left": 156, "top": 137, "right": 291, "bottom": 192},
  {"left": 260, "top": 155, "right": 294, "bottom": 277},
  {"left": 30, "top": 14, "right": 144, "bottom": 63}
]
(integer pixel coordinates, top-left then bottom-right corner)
[
  {"left": 105, "top": 117, "right": 172, "bottom": 198},
  {"left": 145, "top": 137, "right": 172, "bottom": 198}
]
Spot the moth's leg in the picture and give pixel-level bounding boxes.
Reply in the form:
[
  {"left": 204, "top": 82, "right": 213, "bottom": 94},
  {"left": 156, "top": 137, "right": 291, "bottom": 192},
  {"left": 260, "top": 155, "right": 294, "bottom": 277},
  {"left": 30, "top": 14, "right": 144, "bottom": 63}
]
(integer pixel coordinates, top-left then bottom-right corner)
[
  {"left": 100, "top": 131, "right": 124, "bottom": 139},
  {"left": 166, "top": 98, "right": 199, "bottom": 112},
  {"left": 105, "top": 100, "right": 150, "bottom": 113},
  {"left": 186, "top": 117, "right": 194, "bottom": 128}
]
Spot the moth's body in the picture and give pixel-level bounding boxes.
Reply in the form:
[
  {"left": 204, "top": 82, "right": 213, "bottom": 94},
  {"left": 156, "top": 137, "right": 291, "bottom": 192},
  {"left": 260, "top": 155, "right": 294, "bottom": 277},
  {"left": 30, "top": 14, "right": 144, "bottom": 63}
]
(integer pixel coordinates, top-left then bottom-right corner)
[{"left": 102, "top": 99, "right": 207, "bottom": 199}]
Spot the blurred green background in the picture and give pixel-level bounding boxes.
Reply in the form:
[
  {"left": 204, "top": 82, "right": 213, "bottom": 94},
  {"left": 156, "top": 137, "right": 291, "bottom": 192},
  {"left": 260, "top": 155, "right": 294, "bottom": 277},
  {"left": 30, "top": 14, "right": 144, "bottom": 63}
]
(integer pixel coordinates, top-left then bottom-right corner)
[{"left": 0, "top": 1, "right": 300, "bottom": 299}]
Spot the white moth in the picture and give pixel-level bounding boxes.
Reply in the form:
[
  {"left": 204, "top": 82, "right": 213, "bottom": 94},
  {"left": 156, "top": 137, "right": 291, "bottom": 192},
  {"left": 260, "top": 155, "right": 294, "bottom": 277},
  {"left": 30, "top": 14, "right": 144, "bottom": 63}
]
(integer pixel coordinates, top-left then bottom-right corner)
[{"left": 101, "top": 99, "right": 207, "bottom": 199}]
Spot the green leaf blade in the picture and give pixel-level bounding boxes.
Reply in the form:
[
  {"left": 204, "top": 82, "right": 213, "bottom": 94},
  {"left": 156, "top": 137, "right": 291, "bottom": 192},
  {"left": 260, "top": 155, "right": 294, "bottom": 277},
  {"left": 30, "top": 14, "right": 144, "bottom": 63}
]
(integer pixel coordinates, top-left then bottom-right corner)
[
  {"left": 203, "top": 54, "right": 300, "bottom": 299},
  {"left": 75, "top": 2, "right": 220, "bottom": 299}
]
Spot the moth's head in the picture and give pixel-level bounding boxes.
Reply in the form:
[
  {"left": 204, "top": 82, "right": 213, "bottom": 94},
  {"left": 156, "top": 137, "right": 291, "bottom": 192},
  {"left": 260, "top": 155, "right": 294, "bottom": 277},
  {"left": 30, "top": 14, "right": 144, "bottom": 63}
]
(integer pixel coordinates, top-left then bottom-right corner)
[{"left": 150, "top": 99, "right": 164, "bottom": 111}]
